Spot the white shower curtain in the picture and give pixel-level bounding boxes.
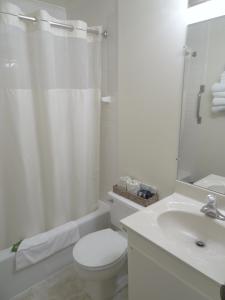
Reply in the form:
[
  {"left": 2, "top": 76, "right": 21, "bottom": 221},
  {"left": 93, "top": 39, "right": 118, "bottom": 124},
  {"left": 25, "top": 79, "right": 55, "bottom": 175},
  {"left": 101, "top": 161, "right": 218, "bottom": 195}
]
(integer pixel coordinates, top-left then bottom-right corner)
[{"left": 0, "top": 3, "right": 101, "bottom": 250}]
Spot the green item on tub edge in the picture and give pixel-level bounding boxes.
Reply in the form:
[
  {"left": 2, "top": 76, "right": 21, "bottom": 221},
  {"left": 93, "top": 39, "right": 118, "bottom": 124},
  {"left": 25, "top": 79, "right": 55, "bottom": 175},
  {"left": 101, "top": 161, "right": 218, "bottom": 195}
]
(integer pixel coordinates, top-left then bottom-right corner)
[{"left": 11, "top": 240, "right": 23, "bottom": 253}]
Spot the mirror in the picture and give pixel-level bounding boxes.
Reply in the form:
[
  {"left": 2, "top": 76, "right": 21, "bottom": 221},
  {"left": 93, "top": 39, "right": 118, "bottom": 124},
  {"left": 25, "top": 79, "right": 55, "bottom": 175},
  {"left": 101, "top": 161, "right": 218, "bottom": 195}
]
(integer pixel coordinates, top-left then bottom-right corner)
[{"left": 178, "top": 15, "right": 225, "bottom": 195}]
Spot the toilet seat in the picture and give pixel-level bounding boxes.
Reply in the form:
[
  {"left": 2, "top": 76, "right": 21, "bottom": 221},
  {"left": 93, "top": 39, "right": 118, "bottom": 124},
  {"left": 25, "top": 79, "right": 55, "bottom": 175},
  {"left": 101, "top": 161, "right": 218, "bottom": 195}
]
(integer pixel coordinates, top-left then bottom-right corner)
[{"left": 73, "top": 228, "right": 127, "bottom": 271}]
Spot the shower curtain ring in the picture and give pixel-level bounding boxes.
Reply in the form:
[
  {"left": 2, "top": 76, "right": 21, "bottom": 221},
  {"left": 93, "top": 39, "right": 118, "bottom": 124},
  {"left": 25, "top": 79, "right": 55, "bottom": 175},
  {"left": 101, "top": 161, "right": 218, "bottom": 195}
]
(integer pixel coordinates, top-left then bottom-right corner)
[{"left": 102, "top": 31, "right": 108, "bottom": 39}]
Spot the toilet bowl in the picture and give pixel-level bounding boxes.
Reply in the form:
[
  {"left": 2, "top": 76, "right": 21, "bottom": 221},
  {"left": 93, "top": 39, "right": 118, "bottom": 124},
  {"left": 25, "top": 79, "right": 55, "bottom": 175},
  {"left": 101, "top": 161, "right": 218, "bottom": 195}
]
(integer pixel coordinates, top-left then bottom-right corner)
[
  {"left": 73, "top": 228, "right": 127, "bottom": 300},
  {"left": 73, "top": 192, "right": 143, "bottom": 300}
]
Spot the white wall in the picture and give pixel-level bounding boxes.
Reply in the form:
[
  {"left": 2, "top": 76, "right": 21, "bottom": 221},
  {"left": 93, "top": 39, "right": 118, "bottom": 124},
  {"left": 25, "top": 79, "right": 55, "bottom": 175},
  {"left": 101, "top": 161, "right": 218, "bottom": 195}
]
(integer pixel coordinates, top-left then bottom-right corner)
[{"left": 118, "top": 0, "right": 187, "bottom": 198}]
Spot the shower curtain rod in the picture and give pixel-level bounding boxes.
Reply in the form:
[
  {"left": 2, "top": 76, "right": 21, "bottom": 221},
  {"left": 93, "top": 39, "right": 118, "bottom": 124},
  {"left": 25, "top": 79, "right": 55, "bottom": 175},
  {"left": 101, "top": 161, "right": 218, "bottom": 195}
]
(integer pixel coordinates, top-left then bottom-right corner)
[{"left": 0, "top": 11, "right": 108, "bottom": 38}]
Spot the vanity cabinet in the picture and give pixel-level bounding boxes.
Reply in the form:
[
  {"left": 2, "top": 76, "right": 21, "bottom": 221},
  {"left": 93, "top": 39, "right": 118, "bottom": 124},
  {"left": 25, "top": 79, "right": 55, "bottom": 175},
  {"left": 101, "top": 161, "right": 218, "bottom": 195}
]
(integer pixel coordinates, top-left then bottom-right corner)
[
  {"left": 121, "top": 193, "right": 224, "bottom": 300},
  {"left": 128, "top": 245, "right": 210, "bottom": 300},
  {"left": 126, "top": 230, "right": 221, "bottom": 300}
]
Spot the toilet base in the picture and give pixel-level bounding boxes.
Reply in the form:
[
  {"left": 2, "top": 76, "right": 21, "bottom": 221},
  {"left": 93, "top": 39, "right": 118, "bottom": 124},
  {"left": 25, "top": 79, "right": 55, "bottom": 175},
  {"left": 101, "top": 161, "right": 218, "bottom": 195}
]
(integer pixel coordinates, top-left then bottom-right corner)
[{"left": 85, "top": 277, "right": 116, "bottom": 300}]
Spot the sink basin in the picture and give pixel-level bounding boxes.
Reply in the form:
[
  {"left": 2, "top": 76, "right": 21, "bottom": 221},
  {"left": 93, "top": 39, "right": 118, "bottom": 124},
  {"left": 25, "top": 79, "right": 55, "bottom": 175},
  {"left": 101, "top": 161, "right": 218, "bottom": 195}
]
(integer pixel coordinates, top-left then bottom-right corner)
[
  {"left": 158, "top": 210, "right": 225, "bottom": 261},
  {"left": 121, "top": 193, "right": 225, "bottom": 285}
]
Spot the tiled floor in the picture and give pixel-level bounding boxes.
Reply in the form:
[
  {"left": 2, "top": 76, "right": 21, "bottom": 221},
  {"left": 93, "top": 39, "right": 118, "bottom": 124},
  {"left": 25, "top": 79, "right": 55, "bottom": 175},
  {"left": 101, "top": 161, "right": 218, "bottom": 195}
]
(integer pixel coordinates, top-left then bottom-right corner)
[{"left": 11, "top": 264, "right": 128, "bottom": 300}]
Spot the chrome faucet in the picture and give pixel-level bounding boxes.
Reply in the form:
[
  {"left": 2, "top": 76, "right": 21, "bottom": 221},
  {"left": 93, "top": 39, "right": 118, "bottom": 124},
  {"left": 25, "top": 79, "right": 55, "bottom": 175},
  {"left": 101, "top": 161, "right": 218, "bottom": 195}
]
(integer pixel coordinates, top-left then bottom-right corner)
[{"left": 201, "top": 194, "right": 225, "bottom": 221}]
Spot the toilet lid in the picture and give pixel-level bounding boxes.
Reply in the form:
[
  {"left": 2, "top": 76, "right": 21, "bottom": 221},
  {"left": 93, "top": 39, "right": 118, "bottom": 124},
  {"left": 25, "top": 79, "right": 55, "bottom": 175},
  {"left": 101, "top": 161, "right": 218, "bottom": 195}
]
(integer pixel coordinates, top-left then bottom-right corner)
[{"left": 73, "top": 229, "right": 127, "bottom": 269}]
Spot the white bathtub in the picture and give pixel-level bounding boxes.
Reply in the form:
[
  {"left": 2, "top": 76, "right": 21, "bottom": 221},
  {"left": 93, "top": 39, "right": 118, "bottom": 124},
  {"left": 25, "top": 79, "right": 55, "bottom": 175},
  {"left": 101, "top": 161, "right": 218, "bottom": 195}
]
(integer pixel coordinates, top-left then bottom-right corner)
[{"left": 0, "top": 201, "right": 110, "bottom": 300}]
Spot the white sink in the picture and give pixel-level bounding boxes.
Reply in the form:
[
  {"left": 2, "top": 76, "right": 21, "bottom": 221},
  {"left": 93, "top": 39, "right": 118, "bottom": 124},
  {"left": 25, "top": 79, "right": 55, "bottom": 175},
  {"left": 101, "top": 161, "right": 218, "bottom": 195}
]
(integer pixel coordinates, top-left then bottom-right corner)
[
  {"left": 121, "top": 193, "right": 225, "bottom": 285},
  {"left": 158, "top": 210, "right": 225, "bottom": 245}
]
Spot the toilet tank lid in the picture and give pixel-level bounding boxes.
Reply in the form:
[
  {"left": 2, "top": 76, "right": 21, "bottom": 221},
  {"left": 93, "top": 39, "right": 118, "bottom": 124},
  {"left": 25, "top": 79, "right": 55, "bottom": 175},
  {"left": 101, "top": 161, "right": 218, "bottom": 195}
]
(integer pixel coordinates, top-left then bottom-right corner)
[{"left": 73, "top": 229, "right": 127, "bottom": 269}]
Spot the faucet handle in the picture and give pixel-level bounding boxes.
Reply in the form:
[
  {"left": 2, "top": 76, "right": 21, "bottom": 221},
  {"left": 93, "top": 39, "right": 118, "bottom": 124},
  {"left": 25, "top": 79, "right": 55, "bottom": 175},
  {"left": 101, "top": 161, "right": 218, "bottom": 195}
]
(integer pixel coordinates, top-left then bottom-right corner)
[{"left": 207, "top": 194, "right": 216, "bottom": 205}]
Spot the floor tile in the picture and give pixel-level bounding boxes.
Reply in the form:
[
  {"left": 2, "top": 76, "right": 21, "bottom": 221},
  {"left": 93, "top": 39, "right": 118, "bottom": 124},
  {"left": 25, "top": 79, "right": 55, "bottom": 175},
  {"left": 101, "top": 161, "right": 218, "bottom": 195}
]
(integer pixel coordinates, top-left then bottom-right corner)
[{"left": 11, "top": 264, "right": 128, "bottom": 300}]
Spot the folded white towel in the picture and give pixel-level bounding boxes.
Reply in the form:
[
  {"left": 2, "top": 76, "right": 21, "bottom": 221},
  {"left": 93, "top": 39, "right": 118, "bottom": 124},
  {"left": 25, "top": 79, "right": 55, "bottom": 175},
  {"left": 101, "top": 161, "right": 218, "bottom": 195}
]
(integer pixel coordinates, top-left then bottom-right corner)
[
  {"left": 213, "top": 92, "right": 225, "bottom": 98},
  {"left": 16, "top": 221, "right": 80, "bottom": 271},
  {"left": 212, "top": 83, "right": 225, "bottom": 93},
  {"left": 212, "top": 98, "right": 225, "bottom": 106},
  {"left": 212, "top": 106, "right": 225, "bottom": 113}
]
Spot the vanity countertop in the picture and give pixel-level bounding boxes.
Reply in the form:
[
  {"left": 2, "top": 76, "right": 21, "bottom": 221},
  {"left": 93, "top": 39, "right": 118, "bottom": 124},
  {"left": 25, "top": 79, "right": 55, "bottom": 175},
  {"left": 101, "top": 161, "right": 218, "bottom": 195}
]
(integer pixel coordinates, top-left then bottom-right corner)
[{"left": 121, "top": 193, "right": 225, "bottom": 285}]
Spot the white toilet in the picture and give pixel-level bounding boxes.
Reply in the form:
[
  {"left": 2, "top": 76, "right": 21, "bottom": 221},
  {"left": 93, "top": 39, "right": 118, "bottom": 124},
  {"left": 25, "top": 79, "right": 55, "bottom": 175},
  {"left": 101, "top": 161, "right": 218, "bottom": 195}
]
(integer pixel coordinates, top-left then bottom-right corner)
[{"left": 73, "top": 192, "right": 142, "bottom": 300}]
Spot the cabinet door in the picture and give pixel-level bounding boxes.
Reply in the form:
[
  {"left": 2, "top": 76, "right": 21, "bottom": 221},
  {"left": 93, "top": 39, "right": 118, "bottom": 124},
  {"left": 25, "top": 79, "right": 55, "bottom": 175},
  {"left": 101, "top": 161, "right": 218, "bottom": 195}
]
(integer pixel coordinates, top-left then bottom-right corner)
[{"left": 128, "top": 246, "right": 212, "bottom": 300}]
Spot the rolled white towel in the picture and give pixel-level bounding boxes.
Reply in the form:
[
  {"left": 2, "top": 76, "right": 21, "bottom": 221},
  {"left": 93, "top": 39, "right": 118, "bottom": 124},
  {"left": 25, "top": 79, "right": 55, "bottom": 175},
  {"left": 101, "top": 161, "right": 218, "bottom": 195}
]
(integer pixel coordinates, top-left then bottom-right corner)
[
  {"left": 212, "top": 98, "right": 225, "bottom": 106},
  {"left": 212, "top": 106, "right": 225, "bottom": 113},
  {"left": 16, "top": 221, "right": 80, "bottom": 270},
  {"left": 213, "top": 92, "right": 225, "bottom": 98},
  {"left": 211, "top": 83, "right": 225, "bottom": 93}
]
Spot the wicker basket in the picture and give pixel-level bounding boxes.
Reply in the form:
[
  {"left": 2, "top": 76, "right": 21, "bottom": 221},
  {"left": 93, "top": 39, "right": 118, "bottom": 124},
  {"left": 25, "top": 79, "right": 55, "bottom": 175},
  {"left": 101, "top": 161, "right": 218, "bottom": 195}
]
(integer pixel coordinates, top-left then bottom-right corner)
[{"left": 113, "top": 185, "right": 158, "bottom": 207}]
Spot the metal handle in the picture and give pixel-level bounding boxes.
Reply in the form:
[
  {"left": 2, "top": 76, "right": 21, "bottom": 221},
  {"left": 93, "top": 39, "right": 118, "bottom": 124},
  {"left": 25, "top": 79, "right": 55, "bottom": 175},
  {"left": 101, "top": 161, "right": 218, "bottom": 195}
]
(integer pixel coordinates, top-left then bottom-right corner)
[
  {"left": 48, "top": 21, "right": 74, "bottom": 31},
  {"left": 18, "top": 14, "right": 37, "bottom": 22},
  {"left": 196, "top": 84, "right": 205, "bottom": 124},
  {"left": 207, "top": 194, "right": 216, "bottom": 206},
  {"left": 1, "top": 11, "right": 106, "bottom": 36}
]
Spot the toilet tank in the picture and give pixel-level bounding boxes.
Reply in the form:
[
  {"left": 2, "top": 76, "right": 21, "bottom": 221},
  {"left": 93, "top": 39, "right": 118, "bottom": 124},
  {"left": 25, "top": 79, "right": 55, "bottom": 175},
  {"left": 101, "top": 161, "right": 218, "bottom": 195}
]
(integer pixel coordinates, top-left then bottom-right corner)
[{"left": 107, "top": 191, "right": 143, "bottom": 230}]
